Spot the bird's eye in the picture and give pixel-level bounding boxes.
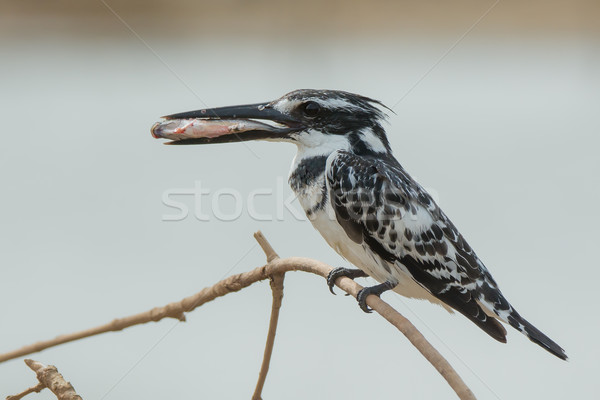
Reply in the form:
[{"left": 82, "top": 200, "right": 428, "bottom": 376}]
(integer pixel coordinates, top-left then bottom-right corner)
[{"left": 302, "top": 101, "right": 321, "bottom": 118}]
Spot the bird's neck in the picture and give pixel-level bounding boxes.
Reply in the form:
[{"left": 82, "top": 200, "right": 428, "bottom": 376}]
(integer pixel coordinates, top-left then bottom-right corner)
[
  {"left": 288, "top": 127, "right": 393, "bottom": 211},
  {"left": 288, "top": 150, "right": 329, "bottom": 217},
  {"left": 288, "top": 131, "right": 350, "bottom": 193}
]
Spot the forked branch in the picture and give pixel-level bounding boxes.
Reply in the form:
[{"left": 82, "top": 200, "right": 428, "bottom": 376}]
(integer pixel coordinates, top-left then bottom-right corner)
[
  {"left": 7, "top": 359, "right": 82, "bottom": 400},
  {"left": 0, "top": 231, "right": 476, "bottom": 400}
]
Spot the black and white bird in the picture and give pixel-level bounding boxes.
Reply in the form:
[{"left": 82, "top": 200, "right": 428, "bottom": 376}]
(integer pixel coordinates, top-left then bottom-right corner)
[{"left": 153, "top": 89, "right": 567, "bottom": 360}]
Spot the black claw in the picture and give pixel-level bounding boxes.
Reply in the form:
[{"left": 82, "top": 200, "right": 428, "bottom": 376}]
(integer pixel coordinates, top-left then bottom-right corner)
[
  {"left": 357, "top": 289, "right": 373, "bottom": 312},
  {"left": 327, "top": 267, "right": 368, "bottom": 294},
  {"left": 356, "top": 281, "right": 397, "bottom": 313}
]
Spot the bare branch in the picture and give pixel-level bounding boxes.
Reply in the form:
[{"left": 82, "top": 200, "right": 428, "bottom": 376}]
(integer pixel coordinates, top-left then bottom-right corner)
[
  {"left": 0, "top": 231, "right": 476, "bottom": 400},
  {"left": 20, "top": 360, "right": 82, "bottom": 400},
  {"left": 253, "top": 231, "right": 475, "bottom": 398},
  {"left": 6, "top": 382, "right": 45, "bottom": 400},
  {"left": 252, "top": 232, "right": 284, "bottom": 400},
  {"left": 252, "top": 272, "right": 285, "bottom": 400},
  {"left": 254, "top": 230, "right": 279, "bottom": 262}
]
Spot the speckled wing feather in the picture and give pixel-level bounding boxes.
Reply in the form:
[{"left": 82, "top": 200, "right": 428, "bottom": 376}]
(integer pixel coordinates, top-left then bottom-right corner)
[{"left": 327, "top": 150, "right": 566, "bottom": 359}]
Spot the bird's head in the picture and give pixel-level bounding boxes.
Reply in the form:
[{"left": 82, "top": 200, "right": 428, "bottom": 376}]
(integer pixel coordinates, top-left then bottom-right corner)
[{"left": 152, "top": 89, "right": 392, "bottom": 156}]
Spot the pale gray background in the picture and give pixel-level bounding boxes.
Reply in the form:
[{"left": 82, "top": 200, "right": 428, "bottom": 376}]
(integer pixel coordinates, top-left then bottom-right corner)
[{"left": 1, "top": 1, "right": 599, "bottom": 399}]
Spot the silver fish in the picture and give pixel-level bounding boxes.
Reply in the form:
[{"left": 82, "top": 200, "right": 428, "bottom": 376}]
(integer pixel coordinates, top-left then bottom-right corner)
[{"left": 151, "top": 119, "right": 277, "bottom": 142}]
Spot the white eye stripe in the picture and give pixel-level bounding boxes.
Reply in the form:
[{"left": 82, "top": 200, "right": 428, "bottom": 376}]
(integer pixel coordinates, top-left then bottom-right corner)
[
  {"left": 316, "top": 98, "right": 363, "bottom": 111},
  {"left": 359, "top": 128, "right": 388, "bottom": 153},
  {"left": 273, "top": 97, "right": 362, "bottom": 114},
  {"left": 273, "top": 98, "right": 301, "bottom": 114}
]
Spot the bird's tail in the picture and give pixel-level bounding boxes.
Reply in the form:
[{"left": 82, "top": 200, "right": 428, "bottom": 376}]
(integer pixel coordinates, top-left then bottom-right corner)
[
  {"left": 503, "top": 308, "right": 568, "bottom": 360},
  {"left": 478, "top": 284, "right": 568, "bottom": 360}
]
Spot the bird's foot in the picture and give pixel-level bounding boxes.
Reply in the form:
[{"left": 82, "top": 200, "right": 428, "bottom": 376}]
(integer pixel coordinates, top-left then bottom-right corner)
[
  {"left": 327, "top": 267, "right": 368, "bottom": 294},
  {"left": 357, "top": 281, "right": 397, "bottom": 313}
]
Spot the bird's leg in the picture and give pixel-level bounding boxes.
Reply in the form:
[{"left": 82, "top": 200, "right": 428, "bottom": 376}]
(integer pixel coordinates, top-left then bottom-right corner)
[
  {"left": 356, "top": 281, "right": 397, "bottom": 313},
  {"left": 327, "top": 267, "right": 369, "bottom": 294}
]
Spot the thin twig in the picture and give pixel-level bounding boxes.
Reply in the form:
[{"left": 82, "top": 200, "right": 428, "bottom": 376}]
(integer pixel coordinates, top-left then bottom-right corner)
[
  {"left": 252, "top": 272, "right": 285, "bottom": 400},
  {"left": 6, "top": 382, "right": 45, "bottom": 400},
  {"left": 254, "top": 231, "right": 279, "bottom": 263},
  {"left": 0, "top": 307, "right": 186, "bottom": 363},
  {"left": 0, "top": 232, "right": 476, "bottom": 399},
  {"left": 252, "top": 231, "right": 284, "bottom": 400},
  {"left": 22, "top": 360, "right": 82, "bottom": 400}
]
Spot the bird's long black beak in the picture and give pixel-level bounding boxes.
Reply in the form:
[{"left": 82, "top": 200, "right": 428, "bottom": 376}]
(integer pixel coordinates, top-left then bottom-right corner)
[{"left": 151, "top": 102, "right": 302, "bottom": 145}]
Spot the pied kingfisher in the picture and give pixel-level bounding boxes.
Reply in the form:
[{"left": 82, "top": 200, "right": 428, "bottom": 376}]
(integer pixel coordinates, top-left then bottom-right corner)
[{"left": 153, "top": 89, "right": 567, "bottom": 360}]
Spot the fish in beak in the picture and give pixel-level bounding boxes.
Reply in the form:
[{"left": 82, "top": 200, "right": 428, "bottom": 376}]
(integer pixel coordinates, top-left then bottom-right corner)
[{"left": 151, "top": 102, "right": 303, "bottom": 145}]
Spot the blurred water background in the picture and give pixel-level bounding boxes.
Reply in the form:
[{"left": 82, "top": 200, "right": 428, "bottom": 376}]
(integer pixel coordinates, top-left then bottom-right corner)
[{"left": 1, "top": 1, "right": 599, "bottom": 399}]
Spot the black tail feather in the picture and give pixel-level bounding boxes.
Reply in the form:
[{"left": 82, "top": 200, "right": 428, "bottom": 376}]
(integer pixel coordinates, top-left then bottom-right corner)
[
  {"left": 436, "top": 291, "right": 508, "bottom": 343},
  {"left": 473, "top": 314, "right": 508, "bottom": 344},
  {"left": 478, "top": 278, "right": 567, "bottom": 360},
  {"left": 507, "top": 311, "right": 568, "bottom": 360}
]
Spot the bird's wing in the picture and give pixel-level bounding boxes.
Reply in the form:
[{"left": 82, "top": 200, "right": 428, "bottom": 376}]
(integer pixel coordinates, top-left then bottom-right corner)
[{"left": 326, "top": 150, "right": 508, "bottom": 342}]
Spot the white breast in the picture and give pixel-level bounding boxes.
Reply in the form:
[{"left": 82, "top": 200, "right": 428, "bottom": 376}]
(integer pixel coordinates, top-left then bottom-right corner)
[
  {"left": 292, "top": 172, "right": 451, "bottom": 311},
  {"left": 289, "top": 145, "right": 450, "bottom": 310}
]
